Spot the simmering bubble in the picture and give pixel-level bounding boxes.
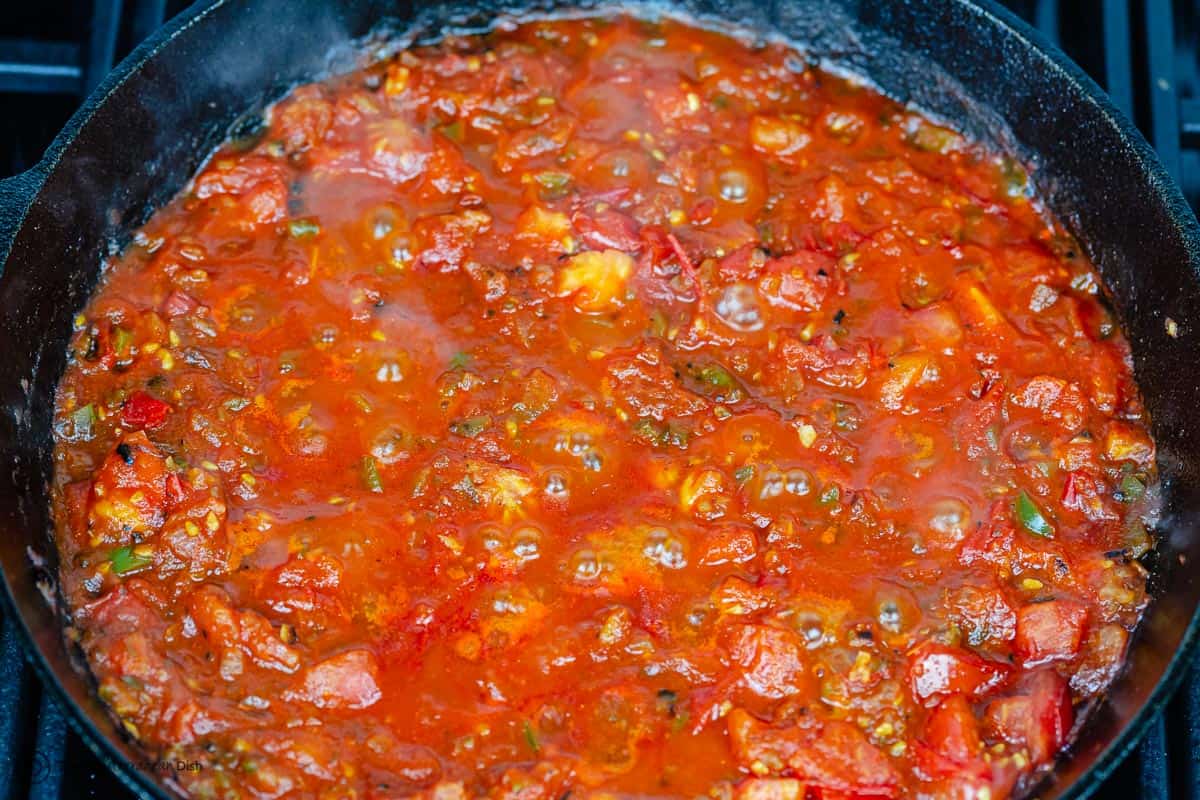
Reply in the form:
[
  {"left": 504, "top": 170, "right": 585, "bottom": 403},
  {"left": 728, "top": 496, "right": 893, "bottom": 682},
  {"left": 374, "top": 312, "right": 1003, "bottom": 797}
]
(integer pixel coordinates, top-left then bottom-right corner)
[{"left": 715, "top": 283, "right": 764, "bottom": 332}]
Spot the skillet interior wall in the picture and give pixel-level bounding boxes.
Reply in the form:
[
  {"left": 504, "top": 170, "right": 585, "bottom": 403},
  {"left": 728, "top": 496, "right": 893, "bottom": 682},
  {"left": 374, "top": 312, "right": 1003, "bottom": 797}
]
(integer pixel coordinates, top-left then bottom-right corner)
[{"left": 0, "top": 0, "right": 1197, "bottom": 797}]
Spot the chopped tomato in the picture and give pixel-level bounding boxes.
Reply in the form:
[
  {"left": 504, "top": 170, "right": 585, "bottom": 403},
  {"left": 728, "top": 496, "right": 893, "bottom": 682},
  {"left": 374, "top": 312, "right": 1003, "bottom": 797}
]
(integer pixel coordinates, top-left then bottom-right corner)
[
  {"left": 914, "top": 696, "right": 988, "bottom": 780},
  {"left": 285, "top": 649, "right": 382, "bottom": 711},
  {"left": 905, "top": 641, "right": 1012, "bottom": 703},
  {"left": 984, "top": 670, "right": 1073, "bottom": 762},
  {"left": 1014, "top": 600, "right": 1088, "bottom": 664},
  {"left": 121, "top": 391, "right": 172, "bottom": 429},
  {"left": 727, "top": 709, "right": 899, "bottom": 797},
  {"left": 725, "top": 624, "right": 813, "bottom": 700}
]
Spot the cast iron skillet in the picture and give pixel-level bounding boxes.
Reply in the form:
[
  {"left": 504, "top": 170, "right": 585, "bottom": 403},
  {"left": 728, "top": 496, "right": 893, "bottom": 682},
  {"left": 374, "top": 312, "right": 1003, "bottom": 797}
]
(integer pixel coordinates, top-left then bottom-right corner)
[{"left": 0, "top": 0, "right": 1198, "bottom": 797}]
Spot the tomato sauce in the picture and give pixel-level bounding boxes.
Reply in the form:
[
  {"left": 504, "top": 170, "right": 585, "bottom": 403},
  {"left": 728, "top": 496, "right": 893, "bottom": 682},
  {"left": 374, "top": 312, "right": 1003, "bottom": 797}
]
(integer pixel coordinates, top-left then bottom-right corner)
[{"left": 51, "top": 15, "right": 1158, "bottom": 800}]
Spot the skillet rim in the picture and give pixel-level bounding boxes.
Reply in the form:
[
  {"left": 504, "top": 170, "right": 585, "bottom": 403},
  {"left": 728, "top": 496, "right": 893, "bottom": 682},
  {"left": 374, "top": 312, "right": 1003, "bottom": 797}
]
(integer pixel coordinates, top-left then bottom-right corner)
[{"left": 0, "top": 1, "right": 1198, "bottom": 798}]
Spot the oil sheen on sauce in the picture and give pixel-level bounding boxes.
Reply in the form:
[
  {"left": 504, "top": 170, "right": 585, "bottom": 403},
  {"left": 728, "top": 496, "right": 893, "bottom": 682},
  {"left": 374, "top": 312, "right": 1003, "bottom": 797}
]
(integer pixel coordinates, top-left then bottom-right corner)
[{"left": 51, "top": 15, "right": 1157, "bottom": 800}]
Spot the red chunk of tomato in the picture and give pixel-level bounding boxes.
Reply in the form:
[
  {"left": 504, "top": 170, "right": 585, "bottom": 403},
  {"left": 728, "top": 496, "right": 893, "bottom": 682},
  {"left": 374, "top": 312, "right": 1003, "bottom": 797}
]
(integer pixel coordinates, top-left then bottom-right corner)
[
  {"left": 914, "top": 696, "right": 987, "bottom": 779},
  {"left": 193, "top": 154, "right": 288, "bottom": 226},
  {"left": 87, "top": 432, "right": 170, "bottom": 546},
  {"left": 1014, "top": 600, "right": 1088, "bottom": 665},
  {"left": 162, "top": 290, "right": 197, "bottom": 317},
  {"left": 122, "top": 391, "right": 172, "bottom": 429},
  {"left": 285, "top": 649, "right": 382, "bottom": 711},
  {"left": 188, "top": 586, "right": 301, "bottom": 678},
  {"left": 698, "top": 525, "right": 759, "bottom": 566},
  {"left": 725, "top": 624, "right": 812, "bottom": 701},
  {"left": 984, "top": 669, "right": 1073, "bottom": 763},
  {"left": 727, "top": 709, "right": 899, "bottom": 797},
  {"left": 571, "top": 208, "right": 642, "bottom": 252},
  {"left": 255, "top": 554, "right": 348, "bottom": 635},
  {"left": 759, "top": 250, "right": 839, "bottom": 312},
  {"left": 915, "top": 695, "right": 1028, "bottom": 799},
  {"left": 905, "top": 641, "right": 1011, "bottom": 703},
  {"left": 716, "top": 243, "right": 769, "bottom": 282},
  {"left": 777, "top": 334, "right": 873, "bottom": 390},
  {"left": 80, "top": 579, "right": 161, "bottom": 634},
  {"left": 1010, "top": 376, "right": 1087, "bottom": 433}
]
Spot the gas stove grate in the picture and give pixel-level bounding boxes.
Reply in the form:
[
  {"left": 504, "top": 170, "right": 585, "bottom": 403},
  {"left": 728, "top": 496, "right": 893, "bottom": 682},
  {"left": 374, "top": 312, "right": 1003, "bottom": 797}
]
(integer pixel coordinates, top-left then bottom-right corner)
[{"left": 0, "top": 0, "right": 1197, "bottom": 797}]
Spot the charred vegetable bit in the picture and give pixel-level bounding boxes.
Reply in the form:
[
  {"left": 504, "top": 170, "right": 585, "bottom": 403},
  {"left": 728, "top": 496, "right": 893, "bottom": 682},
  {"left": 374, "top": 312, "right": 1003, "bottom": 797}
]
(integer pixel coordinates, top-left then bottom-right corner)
[{"left": 48, "top": 15, "right": 1156, "bottom": 800}]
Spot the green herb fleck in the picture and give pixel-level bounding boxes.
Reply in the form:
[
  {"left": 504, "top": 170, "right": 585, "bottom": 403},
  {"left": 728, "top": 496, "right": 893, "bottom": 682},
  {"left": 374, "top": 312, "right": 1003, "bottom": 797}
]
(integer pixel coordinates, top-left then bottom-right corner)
[
  {"left": 698, "top": 364, "right": 735, "bottom": 390},
  {"left": 71, "top": 404, "right": 95, "bottom": 440},
  {"left": 110, "top": 546, "right": 152, "bottom": 576},
  {"left": 112, "top": 326, "right": 134, "bottom": 357},
  {"left": 907, "top": 122, "right": 963, "bottom": 154},
  {"left": 1124, "top": 519, "right": 1152, "bottom": 558},
  {"left": 288, "top": 219, "right": 321, "bottom": 238},
  {"left": 1117, "top": 473, "right": 1146, "bottom": 503},
  {"left": 1000, "top": 156, "right": 1030, "bottom": 198},
  {"left": 1014, "top": 490, "right": 1054, "bottom": 538},
  {"left": 361, "top": 456, "right": 384, "bottom": 493},
  {"left": 522, "top": 721, "right": 540, "bottom": 753},
  {"left": 450, "top": 415, "right": 490, "bottom": 438},
  {"left": 632, "top": 418, "right": 690, "bottom": 449},
  {"left": 534, "top": 171, "right": 572, "bottom": 200}
]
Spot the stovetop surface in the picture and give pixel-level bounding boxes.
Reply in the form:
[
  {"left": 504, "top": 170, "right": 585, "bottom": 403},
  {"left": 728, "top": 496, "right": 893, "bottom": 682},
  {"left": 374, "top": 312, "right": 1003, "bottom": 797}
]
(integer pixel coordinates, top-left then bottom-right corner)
[{"left": 1, "top": 1, "right": 1198, "bottom": 797}]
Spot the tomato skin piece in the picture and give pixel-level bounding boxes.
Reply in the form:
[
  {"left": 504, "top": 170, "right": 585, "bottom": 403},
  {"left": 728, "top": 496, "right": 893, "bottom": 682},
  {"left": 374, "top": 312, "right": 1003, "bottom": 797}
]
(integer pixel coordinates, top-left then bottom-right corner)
[
  {"left": 905, "top": 641, "right": 1012, "bottom": 703},
  {"left": 121, "top": 391, "right": 172, "bottom": 429},
  {"left": 162, "top": 290, "right": 197, "bottom": 317},
  {"left": 984, "top": 669, "right": 1073, "bottom": 763},
  {"left": 1014, "top": 600, "right": 1088, "bottom": 665},
  {"left": 571, "top": 208, "right": 642, "bottom": 252}
]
